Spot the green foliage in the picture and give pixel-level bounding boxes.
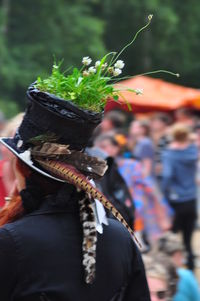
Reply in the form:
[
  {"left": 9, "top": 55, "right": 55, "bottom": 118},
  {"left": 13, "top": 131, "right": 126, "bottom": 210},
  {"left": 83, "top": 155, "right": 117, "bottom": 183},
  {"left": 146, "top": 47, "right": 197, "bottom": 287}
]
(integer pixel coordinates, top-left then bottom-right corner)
[
  {"left": 0, "top": 99, "right": 19, "bottom": 119},
  {"left": 0, "top": 0, "right": 106, "bottom": 115},
  {"left": 36, "top": 62, "right": 111, "bottom": 112},
  {"left": 36, "top": 58, "right": 130, "bottom": 112},
  {"left": 36, "top": 17, "right": 159, "bottom": 112},
  {"left": 101, "top": 0, "right": 200, "bottom": 86},
  {"left": 0, "top": 0, "right": 200, "bottom": 117}
]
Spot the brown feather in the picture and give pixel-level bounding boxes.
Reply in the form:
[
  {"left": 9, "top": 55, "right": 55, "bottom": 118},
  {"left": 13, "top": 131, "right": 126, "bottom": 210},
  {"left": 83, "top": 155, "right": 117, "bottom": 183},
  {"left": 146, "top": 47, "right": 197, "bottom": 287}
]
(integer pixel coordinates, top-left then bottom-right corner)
[
  {"left": 31, "top": 143, "right": 107, "bottom": 177},
  {"left": 31, "top": 143, "right": 71, "bottom": 158},
  {"left": 34, "top": 158, "right": 141, "bottom": 248}
]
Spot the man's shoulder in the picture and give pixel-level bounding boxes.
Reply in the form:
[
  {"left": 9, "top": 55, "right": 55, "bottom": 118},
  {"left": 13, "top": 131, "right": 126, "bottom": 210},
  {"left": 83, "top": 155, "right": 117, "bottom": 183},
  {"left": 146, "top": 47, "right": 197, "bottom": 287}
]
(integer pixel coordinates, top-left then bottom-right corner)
[{"left": 102, "top": 219, "right": 136, "bottom": 248}]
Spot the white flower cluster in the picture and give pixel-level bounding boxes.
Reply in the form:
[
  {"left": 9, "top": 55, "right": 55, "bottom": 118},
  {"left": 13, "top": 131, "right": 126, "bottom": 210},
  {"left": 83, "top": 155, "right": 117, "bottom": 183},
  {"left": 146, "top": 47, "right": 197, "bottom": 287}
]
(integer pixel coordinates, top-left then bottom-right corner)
[
  {"left": 113, "top": 68, "right": 122, "bottom": 76},
  {"left": 135, "top": 88, "right": 144, "bottom": 95},
  {"left": 114, "top": 60, "right": 125, "bottom": 69},
  {"left": 112, "top": 60, "right": 125, "bottom": 77},
  {"left": 88, "top": 66, "right": 96, "bottom": 74},
  {"left": 82, "top": 56, "right": 98, "bottom": 76},
  {"left": 82, "top": 56, "right": 92, "bottom": 66},
  {"left": 82, "top": 56, "right": 124, "bottom": 77}
]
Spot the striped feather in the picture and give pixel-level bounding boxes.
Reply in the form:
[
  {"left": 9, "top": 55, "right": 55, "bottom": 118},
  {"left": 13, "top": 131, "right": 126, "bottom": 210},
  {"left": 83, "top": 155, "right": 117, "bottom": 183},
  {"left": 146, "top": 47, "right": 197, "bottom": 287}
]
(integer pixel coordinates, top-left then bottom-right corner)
[
  {"left": 32, "top": 143, "right": 107, "bottom": 178},
  {"left": 34, "top": 158, "right": 141, "bottom": 248}
]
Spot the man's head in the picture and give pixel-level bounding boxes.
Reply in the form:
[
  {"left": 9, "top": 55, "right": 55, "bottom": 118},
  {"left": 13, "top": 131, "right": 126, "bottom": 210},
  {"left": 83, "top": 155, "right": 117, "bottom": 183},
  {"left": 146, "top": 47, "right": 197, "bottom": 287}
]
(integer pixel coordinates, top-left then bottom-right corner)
[
  {"left": 100, "top": 110, "right": 127, "bottom": 133},
  {"left": 158, "top": 232, "right": 184, "bottom": 268},
  {"left": 175, "top": 107, "right": 194, "bottom": 125},
  {"left": 151, "top": 113, "right": 171, "bottom": 133},
  {"left": 143, "top": 253, "right": 178, "bottom": 301},
  {"left": 170, "top": 123, "right": 190, "bottom": 143},
  {"left": 129, "top": 120, "right": 150, "bottom": 139},
  {"left": 94, "top": 133, "right": 121, "bottom": 157}
]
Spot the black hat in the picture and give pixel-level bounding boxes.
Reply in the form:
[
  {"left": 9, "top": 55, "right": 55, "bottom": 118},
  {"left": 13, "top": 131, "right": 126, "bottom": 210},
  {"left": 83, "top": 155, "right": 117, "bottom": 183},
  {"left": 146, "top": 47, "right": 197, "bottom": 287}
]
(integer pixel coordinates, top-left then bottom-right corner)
[{"left": 0, "top": 83, "right": 103, "bottom": 181}]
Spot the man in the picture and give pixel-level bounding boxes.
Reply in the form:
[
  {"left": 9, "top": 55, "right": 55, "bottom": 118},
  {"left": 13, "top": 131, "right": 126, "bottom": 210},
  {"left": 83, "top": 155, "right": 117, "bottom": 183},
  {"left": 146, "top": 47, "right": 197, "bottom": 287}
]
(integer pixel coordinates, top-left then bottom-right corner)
[{"left": 150, "top": 113, "right": 171, "bottom": 182}]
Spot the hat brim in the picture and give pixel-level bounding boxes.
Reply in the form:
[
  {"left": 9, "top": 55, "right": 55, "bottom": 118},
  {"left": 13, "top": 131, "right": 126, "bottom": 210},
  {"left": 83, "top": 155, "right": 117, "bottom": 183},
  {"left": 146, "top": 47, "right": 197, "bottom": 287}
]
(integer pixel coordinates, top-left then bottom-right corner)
[{"left": 0, "top": 137, "right": 64, "bottom": 183}]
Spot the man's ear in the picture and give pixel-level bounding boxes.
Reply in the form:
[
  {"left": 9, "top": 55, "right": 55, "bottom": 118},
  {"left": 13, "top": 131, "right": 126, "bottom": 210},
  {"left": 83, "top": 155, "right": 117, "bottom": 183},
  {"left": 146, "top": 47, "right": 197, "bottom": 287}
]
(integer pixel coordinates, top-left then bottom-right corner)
[{"left": 13, "top": 158, "right": 26, "bottom": 192}]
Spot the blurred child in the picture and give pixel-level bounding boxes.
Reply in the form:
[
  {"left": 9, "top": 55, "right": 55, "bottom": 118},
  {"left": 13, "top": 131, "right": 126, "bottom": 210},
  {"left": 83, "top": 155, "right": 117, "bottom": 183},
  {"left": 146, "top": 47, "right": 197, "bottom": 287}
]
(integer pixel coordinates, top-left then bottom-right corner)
[
  {"left": 143, "top": 253, "right": 178, "bottom": 301},
  {"left": 158, "top": 232, "right": 200, "bottom": 301}
]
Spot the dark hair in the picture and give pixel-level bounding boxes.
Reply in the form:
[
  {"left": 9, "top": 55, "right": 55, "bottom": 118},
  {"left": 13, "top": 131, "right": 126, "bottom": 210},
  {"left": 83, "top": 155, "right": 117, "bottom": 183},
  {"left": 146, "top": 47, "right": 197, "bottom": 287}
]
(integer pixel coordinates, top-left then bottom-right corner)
[
  {"left": 95, "top": 133, "right": 120, "bottom": 147},
  {"left": 104, "top": 111, "right": 126, "bottom": 128},
  {"left": 139, "top": 121, "right": 151, "bottom": 137},
  {"left": 176, "top": 107, "right": 194, "bottom": 117},
  {"left": 0, "top": 159, "right": 68, "bottom": 226},
  {"left": 152, "top": 113, "right": 171, "bottom": 125}
]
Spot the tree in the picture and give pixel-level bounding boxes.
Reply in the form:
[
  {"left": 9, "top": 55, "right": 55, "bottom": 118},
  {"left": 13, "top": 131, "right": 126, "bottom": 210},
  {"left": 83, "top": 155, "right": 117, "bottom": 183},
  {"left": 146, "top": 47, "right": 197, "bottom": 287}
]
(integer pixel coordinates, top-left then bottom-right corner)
[
  {"left": 0, "top": 0, "right": 106, "bottom": 114},
  {"left": 101, "top": 0, "right": 200, "bottom": 87},
  {"left": 0, "top": 0, "right": 200, "bottom": 117}
]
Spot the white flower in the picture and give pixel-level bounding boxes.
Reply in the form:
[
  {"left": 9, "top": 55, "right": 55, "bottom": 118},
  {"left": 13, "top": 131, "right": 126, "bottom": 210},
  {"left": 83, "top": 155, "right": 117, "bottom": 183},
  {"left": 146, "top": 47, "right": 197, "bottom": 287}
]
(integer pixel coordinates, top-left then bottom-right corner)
[
  {"left": 82, "top": 56, "right": 92, "bottom": 66},
  {"left": 88, "top": 66, "right": 96, "bottom": 74},
  {"left": 113, "top": 68, "right": 122, "bottom": 76},
  {"left": 19, "top": 149, "right": 33, "bottom": 165},
  {"left": 148, "top": 14, "right": 153, "bottom": 21},
  {"left": 135, "top": 88, "right": 143, "bottom": 95},
  {"left": 53, "top": 64, "right": 59, "bottom": 69},
  {"left": 95, "top": 60, "right": 101, "bottom": 68},
  {"left": 101, "top": 63, "right": 108, "bottom": 70},
  {"left": 83, "top": 70, "right": 89, "bottom": 76},
  {"left": 108, "top": 67, "right": 114, "bottom": 74},
  {"left": 114, "top": 60, "right": 125, "bottom": 69}
]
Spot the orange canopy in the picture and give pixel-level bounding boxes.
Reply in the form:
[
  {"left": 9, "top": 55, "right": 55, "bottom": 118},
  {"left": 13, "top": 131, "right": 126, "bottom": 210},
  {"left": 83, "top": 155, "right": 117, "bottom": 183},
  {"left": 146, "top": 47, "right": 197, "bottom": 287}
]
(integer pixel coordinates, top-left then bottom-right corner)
[{"left": 106, "top": 76, "right": 200, "bottom": 113}]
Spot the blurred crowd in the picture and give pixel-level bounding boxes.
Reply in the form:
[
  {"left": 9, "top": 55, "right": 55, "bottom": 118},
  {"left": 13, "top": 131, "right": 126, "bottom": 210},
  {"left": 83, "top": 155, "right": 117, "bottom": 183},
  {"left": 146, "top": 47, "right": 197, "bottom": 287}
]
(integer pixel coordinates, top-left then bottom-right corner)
[{"left": 0, "top": 107, "right": 200, "bottom": 300}]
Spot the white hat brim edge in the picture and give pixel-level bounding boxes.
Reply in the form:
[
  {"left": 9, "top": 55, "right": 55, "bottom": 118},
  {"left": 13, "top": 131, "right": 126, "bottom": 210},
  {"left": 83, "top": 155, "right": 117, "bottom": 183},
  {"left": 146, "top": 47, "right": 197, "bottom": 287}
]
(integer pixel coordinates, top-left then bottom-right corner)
[{"left": 0, "top": 137, "right": 65, "bottom": 183}]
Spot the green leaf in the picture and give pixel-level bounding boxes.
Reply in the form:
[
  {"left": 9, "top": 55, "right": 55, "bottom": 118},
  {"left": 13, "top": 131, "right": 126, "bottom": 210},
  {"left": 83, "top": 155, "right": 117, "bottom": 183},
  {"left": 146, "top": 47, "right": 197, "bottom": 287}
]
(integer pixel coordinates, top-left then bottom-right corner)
[{"left": 113, "top": 94, "right": 119, "bottom": 101}]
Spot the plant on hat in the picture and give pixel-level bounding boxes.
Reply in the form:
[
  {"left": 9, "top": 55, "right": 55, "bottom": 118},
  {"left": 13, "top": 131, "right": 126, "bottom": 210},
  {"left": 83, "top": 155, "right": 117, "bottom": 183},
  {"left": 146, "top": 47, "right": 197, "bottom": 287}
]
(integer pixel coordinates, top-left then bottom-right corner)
[{"left": 36, "top": 15, "right": 179, "bottom": 112}]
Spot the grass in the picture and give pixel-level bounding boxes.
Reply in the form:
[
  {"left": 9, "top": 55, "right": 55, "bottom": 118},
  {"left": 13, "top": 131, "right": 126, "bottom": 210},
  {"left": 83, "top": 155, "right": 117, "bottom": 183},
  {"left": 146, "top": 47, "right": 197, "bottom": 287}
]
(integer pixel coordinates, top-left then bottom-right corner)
[
  {"left": 35, "top": 15, "right": 179, "bottom": 112},
  {"left": 36, "top": 60, "right": 115, "bottom": 112}
]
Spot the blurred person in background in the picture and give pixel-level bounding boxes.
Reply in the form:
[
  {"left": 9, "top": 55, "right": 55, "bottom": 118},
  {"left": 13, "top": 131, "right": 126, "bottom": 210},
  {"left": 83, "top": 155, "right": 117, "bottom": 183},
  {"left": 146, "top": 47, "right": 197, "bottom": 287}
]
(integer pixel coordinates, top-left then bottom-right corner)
[
  {"left": 129, "top": 120, "right": 154, "bottom": 177},
  {"left": 158, "top": 232, "right": 200, "bottom": 301},
  {"left": 162, "top": 123, "right": 198, "bottom": 270},
  {"left": 94, "top": 132, "right": 170, "bottom": 250},
  {"left": 98, "top": 110, "right": 128, "bottom": 134},
  {"left": 194, "top": 123, "right": 200, "bottom": 154},
  {"left": 93, "top": 133, "right": 135, "bottom": 230},
  {"left": 151, "top": 113, "right": 171, "bottom": 183},
  {"left": 143, "top": 253, "right": 178, "bottom": 301},
  {"left": 175, "top": 108, "right": 196, "bottom": 128},
  {"left": 129, "top": 119, "right": 171, "bottom": 240},
  {"left": 0, "top": 113, "right": 24, "bottom": 208},
  {"left": 90, "top": 110, "right": 129, "bottom": 147},
  {"left": 194, "top": 122, "right": 200, "bottom": 221}
]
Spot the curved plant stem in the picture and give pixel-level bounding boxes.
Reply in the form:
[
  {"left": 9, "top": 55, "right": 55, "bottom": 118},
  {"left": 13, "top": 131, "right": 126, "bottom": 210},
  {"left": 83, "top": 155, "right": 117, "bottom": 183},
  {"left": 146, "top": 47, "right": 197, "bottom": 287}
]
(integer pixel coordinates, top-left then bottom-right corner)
[{"left": 112, "top": 16, "right": 153, "bottom": 65}]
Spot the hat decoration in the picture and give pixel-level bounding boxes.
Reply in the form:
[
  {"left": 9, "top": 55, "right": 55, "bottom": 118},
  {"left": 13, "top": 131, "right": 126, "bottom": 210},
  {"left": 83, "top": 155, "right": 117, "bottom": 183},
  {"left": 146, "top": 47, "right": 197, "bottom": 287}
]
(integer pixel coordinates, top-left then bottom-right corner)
[
  {"left": 30, "top": 140, "right": 140, "bottom": 283},
  {"left": 1, "top": 15, "right": 179, "bottom": 284}
]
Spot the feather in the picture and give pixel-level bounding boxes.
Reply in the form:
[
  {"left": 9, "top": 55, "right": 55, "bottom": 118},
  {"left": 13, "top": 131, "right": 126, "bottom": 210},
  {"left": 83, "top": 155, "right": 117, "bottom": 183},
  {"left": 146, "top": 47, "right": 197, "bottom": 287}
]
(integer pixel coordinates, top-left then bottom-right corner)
[
  {"left": 60, "top": 151, "right": 108, "bottom": 177},
  {"left": 79, "top": 196, "right": 97, "bottom": 284},
  {"left": 32, "top": 143, "right": 71, "bottom": 158},
  {"left": 31, "top": 143, "right": 107, "bottom": 178},
  {"left": 34, "top": 158, "right": 141, "bottom": 248}
]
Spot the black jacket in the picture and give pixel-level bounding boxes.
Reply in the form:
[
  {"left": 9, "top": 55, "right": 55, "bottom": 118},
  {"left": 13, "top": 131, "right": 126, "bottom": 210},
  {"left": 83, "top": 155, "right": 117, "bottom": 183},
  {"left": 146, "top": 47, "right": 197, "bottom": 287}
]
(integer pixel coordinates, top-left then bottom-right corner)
[
  {"left": 0, "top": 189, "right": 150, "bottom": 301},
  {"left": 98, "top": 158, "right": 135, "bottom": 228}
]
